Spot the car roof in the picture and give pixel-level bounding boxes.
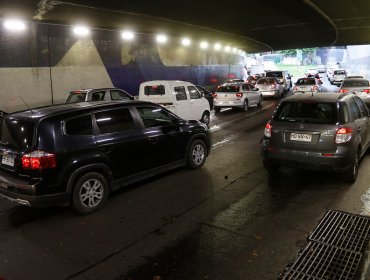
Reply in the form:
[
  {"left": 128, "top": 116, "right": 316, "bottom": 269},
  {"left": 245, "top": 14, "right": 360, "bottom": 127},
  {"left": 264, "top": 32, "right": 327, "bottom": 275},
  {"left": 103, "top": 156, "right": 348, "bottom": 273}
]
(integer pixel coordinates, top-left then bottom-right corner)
[
  {"left": 8, "top": 101, "right": 151, "bottom": 120},
  {"left": 70, "top": 87, "right": 124, "bottom": 93},
  {"left": 343, "top": 78, "right": 368, "bottom": 82},
  {"left": 284, "top": 92, "right": 346, "bottom": 103}
]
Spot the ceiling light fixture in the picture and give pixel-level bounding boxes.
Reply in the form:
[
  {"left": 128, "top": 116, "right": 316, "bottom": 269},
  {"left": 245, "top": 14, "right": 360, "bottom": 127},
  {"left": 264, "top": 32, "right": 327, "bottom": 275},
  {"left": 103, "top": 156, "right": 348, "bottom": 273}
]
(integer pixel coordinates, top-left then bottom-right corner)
[
  {"left": 121, "top": 30, "right": 135, "bottom": 41},
  {"left": 214, "top": 43, "right": 222, "bottom": 51},
  {"left": 73, "top": 25, "right": 90, "bottom": 37},
  {"left": 156, "top": 34, "right": 167, "bottom": 44},
  {"left": 181, "top": 38, "right": 191, "bottom": 46},
  {"left": 200, "top": 41, "right": 208, "bottom": 49},
  {"left": 3, "top": 19, "right": 26, "bottom": 32}
]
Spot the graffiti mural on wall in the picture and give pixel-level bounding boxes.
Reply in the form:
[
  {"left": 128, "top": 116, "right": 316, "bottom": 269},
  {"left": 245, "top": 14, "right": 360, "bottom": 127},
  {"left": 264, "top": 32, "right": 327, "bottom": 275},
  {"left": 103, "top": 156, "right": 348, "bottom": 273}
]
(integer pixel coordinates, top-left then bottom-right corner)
[{"left": 0, "top": 23, "right": 244, "bottom": 112}]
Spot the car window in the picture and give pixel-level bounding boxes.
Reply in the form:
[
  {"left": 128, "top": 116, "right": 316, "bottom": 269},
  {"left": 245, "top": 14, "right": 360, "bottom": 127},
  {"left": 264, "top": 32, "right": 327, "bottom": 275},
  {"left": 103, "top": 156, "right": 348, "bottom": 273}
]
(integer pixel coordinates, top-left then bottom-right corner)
[
  {"left": 342, "top": 80, "right": 369, "bottom": 87},
  {"left": 354, "top": 97, "right": 368, "bottom": 118},
  {"left": 110, "top": 90, "right": 131, "bottom": 100},
  {"left": 339, "top": 103, "right": 349, "bottom": 124},
  {"left": 334, "top": 70, "right": 346, "bottom": 75},
  {"left": 266, "top": 71, "right": 283, "bottom": 78},
  {"left": 196, "top": 86, "right": 205, "bottom": 94},
  {"left": 91, "top": 91, "right": 106, "bottom": 101},
  {"left": 217, "top": 85, "right": 240, "bottom": 92},
  {"left": 349, "top": 99, "right": 362, "bottom": 120},
  {"left": 174, "top": 86, "right": 188, "bottom": 101},
  {"left": 136, "top": 107, "right": 173, "bottom": 128},
  {"left": 0, "top": 118, "right": 35, "bottom": 150},
  {"left": 274, "top": 102, "right": 338, "bottom": 124},
  {"left": 242, "top": 84, "right": 252, "bottom": 91},
  {"left": 296, "top": 78, "right": 315, "bottom": 85},
  {"left": 66, "top": 92, "right": 87, "bottom": 103},
  {"left": 65, "top": 115, "right": 93, "bottom": 136},
  {"left": 188, "top": 86, "right": 201, "bottom": 99},
  {"left": 95, "top": 108, "right": 136, "bottom": 134},
  {"left": 144, "top": 85, "right": 165, "bottom": 95}
]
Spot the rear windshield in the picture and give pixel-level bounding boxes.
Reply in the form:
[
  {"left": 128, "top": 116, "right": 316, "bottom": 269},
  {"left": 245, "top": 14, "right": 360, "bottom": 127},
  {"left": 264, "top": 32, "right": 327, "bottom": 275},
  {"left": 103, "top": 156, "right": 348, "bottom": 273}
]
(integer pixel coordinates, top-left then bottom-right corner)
[
  {"left": 266, "top": 71, "right": 283, "bottom": 78},
  {"left": 66, "top": 92, "right": 87, "bottom": 103},
  {"left": 342, "top": 80, "right": 369, "bottom": 87},
  {"left": 144, "top": 85, "right": 165, "bottom": 96},
  {"left": 257, "top": 78, "right": 274, "bottom": 84},
  {"left": 334, "top": 70, "right": 346, "bottom": 75},
  {"left": 216, "top": 85, "right": 240, "bottom": 92},
  {"left": 0, "top": 117, "right": 35, "bottom": 150},
  {"left": 296, "top": 78, "right": 316, "bottom": 85},
  {"left": 274, "top": 101, "right": 338, "bottom": 124}
]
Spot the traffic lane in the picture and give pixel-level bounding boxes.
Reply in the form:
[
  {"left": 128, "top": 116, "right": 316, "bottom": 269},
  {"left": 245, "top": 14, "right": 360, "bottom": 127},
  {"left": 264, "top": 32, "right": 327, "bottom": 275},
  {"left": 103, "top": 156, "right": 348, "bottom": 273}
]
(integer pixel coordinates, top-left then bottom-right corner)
[
  {"left": 0, "top": 103, "right": 277, "bottom": 279},
  {"left": 123, "top": 153, "right": 370, "bottom": 278},
  {"left": 77, "top": 111, "right": 370, "bottom": 279},
  {"left": 320, "top": 73, "right": 341, "bottom": 92}
]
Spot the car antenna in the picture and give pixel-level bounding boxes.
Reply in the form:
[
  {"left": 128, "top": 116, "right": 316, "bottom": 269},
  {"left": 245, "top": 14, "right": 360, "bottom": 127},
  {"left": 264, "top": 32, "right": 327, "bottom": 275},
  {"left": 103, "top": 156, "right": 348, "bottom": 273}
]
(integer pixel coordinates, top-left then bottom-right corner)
[{"left": 20, "top": 97, "right": 34, "bottom": 114}]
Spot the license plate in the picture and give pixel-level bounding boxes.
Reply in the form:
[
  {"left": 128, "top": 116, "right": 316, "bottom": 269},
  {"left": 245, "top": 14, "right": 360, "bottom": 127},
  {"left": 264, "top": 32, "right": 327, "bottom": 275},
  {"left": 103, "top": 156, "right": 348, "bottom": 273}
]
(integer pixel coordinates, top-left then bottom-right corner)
[
  {"left": 223, "top": 101, "right": 229, "bottom": 104},
  {"left": 2, "top": 155, "right": 15, "bottom": 167},
  {"left": 290, "top": 133, "right": 312, "bottom": 142}
]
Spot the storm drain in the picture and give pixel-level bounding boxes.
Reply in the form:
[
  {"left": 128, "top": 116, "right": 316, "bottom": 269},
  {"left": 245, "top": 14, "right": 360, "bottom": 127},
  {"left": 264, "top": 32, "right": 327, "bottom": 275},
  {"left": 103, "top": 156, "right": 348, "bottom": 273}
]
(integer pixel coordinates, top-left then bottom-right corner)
[
  {"left": 309, "top": 210, "right": 370, "bottom": 253},
  {"left": 279, "top": 210, "right": 370, "bottom": 280}
]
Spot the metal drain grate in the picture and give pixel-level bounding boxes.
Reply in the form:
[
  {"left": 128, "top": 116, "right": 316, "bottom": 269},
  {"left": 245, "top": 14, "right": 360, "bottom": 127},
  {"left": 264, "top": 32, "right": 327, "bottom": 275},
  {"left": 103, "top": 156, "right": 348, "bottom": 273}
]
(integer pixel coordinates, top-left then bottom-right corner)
[
  {"left": 282, "top": 242, "right": 362, "bottom": 280},
  {"left": 309, "top": 210, "right": 370, "bottom": 253}
]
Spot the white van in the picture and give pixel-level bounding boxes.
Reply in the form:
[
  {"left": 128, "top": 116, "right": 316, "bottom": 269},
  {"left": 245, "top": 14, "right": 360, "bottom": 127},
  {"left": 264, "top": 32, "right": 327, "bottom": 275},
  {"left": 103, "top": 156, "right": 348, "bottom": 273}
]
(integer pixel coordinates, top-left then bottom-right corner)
[{"left": 139, "top": 80, "right": 211, "bottom": 125}]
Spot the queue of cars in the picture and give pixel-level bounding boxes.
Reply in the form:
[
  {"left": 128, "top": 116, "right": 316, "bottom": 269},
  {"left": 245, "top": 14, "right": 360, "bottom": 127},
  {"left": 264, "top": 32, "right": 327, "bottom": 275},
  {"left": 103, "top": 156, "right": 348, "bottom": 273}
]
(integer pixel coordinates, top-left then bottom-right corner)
[{"left": 1, "top": 65, "right": 369, "bottom": 214}]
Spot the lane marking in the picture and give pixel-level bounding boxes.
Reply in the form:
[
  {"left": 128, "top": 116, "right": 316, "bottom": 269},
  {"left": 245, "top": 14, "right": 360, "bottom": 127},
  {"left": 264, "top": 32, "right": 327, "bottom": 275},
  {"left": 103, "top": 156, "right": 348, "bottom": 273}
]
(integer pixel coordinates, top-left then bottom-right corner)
[
  {"left": 209, "top": 103, "right": 276, "bottom": 133},
  {"left": 212, "top": 135, "right": 237, "bottom": 149}
]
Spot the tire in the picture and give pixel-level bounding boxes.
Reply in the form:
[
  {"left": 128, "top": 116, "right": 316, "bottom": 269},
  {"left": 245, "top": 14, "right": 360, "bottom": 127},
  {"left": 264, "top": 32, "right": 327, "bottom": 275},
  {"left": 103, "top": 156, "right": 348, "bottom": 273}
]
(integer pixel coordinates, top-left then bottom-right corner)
[
  {"left": 72, "top": 172, "right": 110, "bottom": 214},
  {"left": 200, "top": 111, "right": 210, "bottom": 126},
  {"left": 242, "top": 99, "right": 248, "bottom": 112},
  {"left": 257, "top": 96, "right": 262, "bottom": 107},
  {"left": 187, "top": 139, "right": 207, "bottom": 169},
  {"left": 263, "top": 161, "right": 279, "bottom": 174},
  {"left": 342, "top": 152, "right": 359, "bottom": 184},
  {"left": 214, "top": 106, "right": 221, "bottom": 113}
]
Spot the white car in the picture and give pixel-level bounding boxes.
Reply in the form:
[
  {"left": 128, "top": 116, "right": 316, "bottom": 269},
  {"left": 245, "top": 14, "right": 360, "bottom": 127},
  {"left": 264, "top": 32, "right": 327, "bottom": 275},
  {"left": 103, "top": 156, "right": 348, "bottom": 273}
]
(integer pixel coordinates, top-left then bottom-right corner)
[
  {"left": 255, "top": 77, "right": 284, "bottom": 99},
  {"left": 339, "top": 78, "right": 370, "bottom": 96},
  {"left": 293, "top": 77, "right": 322, "bottom": 94},
  {"left": 138, "top": 80, "right": 211, "bottom": 125},
  {"left": 329, "top": 69, "right": 347, "bottom": 85},
  {"left": 306, "top": 68, "right": 319, "bottom": 76},
  {"left": 213, "top": 83, "right": 262, "bottom": 113}
]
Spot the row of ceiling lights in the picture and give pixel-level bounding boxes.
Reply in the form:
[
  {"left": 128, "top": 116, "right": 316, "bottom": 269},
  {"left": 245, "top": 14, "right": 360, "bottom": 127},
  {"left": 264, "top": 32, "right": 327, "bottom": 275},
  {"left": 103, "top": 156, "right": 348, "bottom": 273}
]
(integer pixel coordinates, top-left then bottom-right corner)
[{"left": 2, "top": 19, "right": 246, "bottom": 56}]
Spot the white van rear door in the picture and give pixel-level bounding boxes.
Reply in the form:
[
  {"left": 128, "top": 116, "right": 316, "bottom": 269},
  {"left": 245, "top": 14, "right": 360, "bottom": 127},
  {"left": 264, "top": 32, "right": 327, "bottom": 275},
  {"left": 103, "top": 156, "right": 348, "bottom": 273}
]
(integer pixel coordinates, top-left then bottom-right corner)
[
  {"left": 187, "top": 85, "right": 208, "bottom": 120},
  {"left": 173, "top": 85, "right": 192, "bottom": 120}
]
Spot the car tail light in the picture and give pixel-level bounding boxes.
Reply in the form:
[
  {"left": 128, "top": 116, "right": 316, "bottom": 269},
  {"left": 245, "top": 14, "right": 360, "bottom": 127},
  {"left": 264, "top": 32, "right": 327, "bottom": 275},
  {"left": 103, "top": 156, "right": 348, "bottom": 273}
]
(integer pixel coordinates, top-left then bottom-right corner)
[
  {"left": 271, "top": 83, "right": 276, "bottom": 89},
  {"left": 335, "top": 127, "right": 352, "bottom": 144},
  {"left": 236, "top": 92, "right": 243, "bottom": 97},
  {"left": 293, "top": 86, "right": 298, "bottom": 91},
  {"left": 264, "top": 122, "right": 272, "bottom": 138},
  {"left": 361, "top": 89, "right": 370, "bottom": 94},
  {"left": 212, "top": 93, "right": 217, "bottom": 98},
  {"left": 339, "top": 89, "right": 349, "bottom": 93},
  {"left": 312, "top": 86, "right": 318, "bottom": 91},
  {"left": 22, "top": 150, "right": 56, "bottom": 170}
]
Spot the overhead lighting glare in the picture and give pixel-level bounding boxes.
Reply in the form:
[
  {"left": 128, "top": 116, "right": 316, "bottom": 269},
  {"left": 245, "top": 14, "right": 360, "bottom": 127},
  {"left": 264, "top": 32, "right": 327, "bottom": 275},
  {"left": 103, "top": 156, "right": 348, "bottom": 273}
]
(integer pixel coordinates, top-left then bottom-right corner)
[
  {"left": 3, "top": 19, "right": 26, "bottom": 32},
  {"left": 232, "top": 47, "right": 237, "bottom": 53},
  {"left": 73, "top": 25, "right": 90, "bottom": 37},
  {"left": 181, "top": 38, "right": 191, "bottom": 46},
  {"left": 214, "top": 43, "right": 222, "bottom": 51},
  {"left": 225, "top": 46, "right": 231, "bottom": 52},
  {"left": 156, "top": 34, "right": 167, "bottom": 44},
  {"left": 121, "top": 30, "right": 135, "bottom": 41},
  {"left": 200, "top": 41, "right": 208, "bottom": 49}
]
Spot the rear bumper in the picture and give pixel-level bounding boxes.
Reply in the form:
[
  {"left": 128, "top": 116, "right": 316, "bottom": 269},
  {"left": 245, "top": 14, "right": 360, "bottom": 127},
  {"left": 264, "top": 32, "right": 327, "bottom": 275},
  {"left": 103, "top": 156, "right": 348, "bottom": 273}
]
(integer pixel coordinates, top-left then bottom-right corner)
[
  {"left": 0, "top": 170, "right": 69, "bottom": 207},
  {"left": 260, "top": 90, "right": 278, "bottom": 97},
  {"left": 214, "top": 100, "right": 243, "bottom": 107},
  {"left": 261, "top": 141, "right": 352, "bottom": 172}
]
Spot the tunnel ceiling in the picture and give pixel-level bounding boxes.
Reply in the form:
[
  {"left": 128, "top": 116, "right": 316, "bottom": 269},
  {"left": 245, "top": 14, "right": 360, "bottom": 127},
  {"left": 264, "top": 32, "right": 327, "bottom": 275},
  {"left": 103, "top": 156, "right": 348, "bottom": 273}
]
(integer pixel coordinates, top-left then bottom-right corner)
[{"left": 1, "top": 0, "right": 370, "bottom": 53}]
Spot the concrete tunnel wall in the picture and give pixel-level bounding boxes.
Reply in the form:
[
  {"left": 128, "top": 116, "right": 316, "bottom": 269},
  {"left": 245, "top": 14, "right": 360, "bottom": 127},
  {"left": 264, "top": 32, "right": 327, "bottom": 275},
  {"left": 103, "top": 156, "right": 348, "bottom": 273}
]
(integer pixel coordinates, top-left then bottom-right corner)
[{"left": 0, "top": 23, "right": 244, "bottom": 113}]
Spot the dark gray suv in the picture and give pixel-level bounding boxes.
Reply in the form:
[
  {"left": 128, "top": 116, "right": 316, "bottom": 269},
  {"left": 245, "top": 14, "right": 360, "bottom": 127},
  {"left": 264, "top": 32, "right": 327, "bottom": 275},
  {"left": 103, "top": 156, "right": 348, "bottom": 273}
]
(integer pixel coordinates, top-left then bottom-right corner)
[{"left": 261, "top": 93, "right": 370, "bottom": 183}]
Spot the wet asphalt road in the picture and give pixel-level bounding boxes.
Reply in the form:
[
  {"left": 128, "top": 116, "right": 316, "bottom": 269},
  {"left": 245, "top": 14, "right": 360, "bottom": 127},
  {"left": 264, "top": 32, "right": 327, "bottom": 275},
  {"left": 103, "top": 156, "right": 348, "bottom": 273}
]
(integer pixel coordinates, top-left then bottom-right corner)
[{"left": 1, "top": 78, "right": 370, "bottom": 280}]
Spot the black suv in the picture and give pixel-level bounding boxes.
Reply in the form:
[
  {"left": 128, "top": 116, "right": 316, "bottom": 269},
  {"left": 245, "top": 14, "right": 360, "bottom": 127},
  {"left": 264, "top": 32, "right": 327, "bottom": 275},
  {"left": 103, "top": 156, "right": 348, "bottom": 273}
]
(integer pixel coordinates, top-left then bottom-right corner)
[
  {"left": 0, "top": 101, "right": 210, "bottom": 213},
  {"left": 261, "top": 92, "right": 370, "bottom": 183},
  {"left": 66, "top": 88, "right": 134, "bottom": 103}
]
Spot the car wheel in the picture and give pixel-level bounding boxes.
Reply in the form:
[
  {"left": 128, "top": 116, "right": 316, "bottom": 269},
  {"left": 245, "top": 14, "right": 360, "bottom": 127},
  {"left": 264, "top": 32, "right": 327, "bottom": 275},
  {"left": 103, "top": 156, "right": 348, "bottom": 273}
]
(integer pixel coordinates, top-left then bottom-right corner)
[
  {"left": 187, "top": 139, "right": 207, "bottom": 169},
  {"left": 200, "top": 111, "right": 210, "bottom": 126},
  {"left": 342, "top": 152, "right": 359, "bottom": 183},
  {"left": 257, "top": 96, "right": 262, "bottom": 107},
  {"left": 72, "top": 172, "right": 110, "bottom": 214},
  {"left": 263, "top": 161, "right": 279, "bottom": 174},
  {"left": 214, "top": 106, "right": 221, "bottom": 113},
  {"left": 242, "top": 99, "right": 248, "bottom": 112}
]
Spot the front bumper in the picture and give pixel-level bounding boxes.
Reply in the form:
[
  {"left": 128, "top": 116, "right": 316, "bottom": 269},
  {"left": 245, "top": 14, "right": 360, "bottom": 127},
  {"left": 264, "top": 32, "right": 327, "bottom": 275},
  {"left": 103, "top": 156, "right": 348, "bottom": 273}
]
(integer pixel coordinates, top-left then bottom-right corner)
[{"left": 0, "top": 170, "right": 69, "bottom": 207}]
